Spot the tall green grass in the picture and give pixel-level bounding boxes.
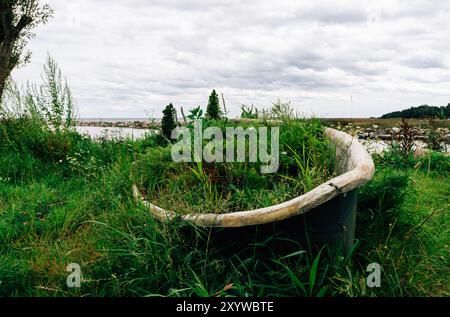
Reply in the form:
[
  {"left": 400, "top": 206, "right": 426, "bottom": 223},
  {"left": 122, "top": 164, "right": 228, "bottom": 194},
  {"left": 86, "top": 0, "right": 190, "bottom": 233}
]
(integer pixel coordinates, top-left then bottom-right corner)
[
  {"left": 0, "top": 114, "right": 448, "bottom": 296},
  {"left": 0, "top": 60, "right": 448, "bottom": 296}
]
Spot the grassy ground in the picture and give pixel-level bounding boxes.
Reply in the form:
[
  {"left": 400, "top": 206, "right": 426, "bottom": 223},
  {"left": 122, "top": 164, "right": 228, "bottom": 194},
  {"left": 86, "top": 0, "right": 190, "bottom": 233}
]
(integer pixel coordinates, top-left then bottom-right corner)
[
  {"left": 0, "top": 116, "right": 448, "bottom": 297},
  {"left": 337, "top": 168, "right": 449, "bottom": 296}
]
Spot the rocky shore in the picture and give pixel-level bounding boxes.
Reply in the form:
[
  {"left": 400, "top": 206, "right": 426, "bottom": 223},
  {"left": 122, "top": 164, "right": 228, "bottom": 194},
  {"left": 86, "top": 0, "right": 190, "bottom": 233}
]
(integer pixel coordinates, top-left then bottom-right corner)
[
  {"left": 330, "top": 123, "right": 450, "bottom": 144},
  {"left": 77, "top": 120, "right": 160, "bottom": 130}
]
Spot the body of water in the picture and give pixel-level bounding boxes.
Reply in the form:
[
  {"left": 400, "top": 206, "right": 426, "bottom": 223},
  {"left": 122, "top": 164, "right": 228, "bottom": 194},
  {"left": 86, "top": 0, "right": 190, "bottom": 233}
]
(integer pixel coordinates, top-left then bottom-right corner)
[
  {"left": 78, "top": 118, "right": 154, "bottom": 122},
  {"left": 76, "top": 126, "right": 153, "bottom": 140}
]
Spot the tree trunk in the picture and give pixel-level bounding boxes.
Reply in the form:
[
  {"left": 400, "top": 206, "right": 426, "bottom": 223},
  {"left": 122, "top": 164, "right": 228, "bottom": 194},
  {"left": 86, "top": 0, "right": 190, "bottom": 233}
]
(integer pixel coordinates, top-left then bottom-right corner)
[
  {"left": 0, "top": 41, "right": 14, "bottom": 107},
  {"left": 0, "top": 80, "right": 4, "bottom": 105},
  {"left": 0, "top": 62, "right": 8, "bottom": 106}
]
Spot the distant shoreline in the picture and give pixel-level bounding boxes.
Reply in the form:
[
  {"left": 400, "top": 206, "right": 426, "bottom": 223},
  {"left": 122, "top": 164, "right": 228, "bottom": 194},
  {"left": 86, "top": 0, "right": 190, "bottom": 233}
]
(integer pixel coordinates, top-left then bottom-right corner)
[
  {"left": 77, "top": 118, "right": 160, "bottom": 129},
  {"left": 75, "top": 118, "right": 449, "bottom": 145},
  {"left": 78, "top": 118, "right": 157, "bottom": 122},
  {"left": 76, "top": 117, "right": 449, "bottom": 129}
]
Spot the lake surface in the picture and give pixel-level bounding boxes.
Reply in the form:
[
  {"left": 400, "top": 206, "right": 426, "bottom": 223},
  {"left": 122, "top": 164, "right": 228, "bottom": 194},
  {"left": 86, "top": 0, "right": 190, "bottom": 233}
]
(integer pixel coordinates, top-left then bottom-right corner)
[{"left": 76, "top": 126, "right": 152, "bottom": 140}]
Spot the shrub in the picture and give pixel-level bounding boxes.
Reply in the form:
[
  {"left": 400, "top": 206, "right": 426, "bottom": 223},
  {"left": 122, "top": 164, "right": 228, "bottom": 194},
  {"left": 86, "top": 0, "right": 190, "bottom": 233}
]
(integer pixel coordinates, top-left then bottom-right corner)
[
  {"left": 375, "top": 145, "right": 415, "bottom": 169},
  {"left": 270, "top": 100, "right": 295, "bottom": 120},
  {"left": 186, "top": 106, "right": 203, "bottom": 122},
  {"left": 240, "top": 105, "right": 259, "bottom": 119},
  {"left": 417, "top": 152, "right": 450, "bottom": 174},
  {"left": 392, "top": 118, "right": 416, "bottom": 158},
  {"left": 358, "top": 169, "right": 410, "bottom": 215},
  {"left": 374, "top": 145, "right": 449, "bottom": 174},
  {"left": 1, "top": 55, "right": 76, "bottom": 129},
  {"left": 36, "top": 55, "right": 76, "bottom": 129},
  {"left": 161, "top": 103, "right": 177, "bottom": 141},
  {"left": 205, "top": 90, "right": 222, "bottom": 120},
  {"left": 426, "top": 118, "right": 445, "bottom": 152},
  {"left": 0, "top": 116, "right": 116, "bottom": 180},
  {"left": 134, "top": 132, "right": 167, "bottom": 150},
  {"left": 132, "top": 146, "right": 179, "bottom": 190}
]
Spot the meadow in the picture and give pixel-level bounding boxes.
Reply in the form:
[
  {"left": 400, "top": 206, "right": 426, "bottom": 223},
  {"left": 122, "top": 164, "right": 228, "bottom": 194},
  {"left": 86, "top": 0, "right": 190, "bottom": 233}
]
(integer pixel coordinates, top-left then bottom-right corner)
[
  {"left": 1, "top": 0, "right": 449, "bottom": 300},
  {"left": 0, "top": 115, "right": 448, "bottom": 297},
  {"left": 0, "top": 59, "right": 449, "bottom": 297}
]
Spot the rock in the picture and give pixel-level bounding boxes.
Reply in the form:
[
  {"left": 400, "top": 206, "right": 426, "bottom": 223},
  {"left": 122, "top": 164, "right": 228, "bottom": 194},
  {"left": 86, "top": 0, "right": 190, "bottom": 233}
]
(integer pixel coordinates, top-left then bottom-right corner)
[
  {"left": 413, "top": 148, "right": 431, "bottom": 159},
  {"left": 379, "top": 134, "right": 392, "bottom": 140},
  {"left": 358, "top": 133, "right": 369, "bottom": 139}
]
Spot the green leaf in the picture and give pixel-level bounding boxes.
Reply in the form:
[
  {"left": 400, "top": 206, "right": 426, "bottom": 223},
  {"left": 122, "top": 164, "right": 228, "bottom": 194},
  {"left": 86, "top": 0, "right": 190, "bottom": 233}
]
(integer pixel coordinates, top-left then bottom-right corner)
[{"left": 309, "top": 247, "right": 324, "bottom": 295}]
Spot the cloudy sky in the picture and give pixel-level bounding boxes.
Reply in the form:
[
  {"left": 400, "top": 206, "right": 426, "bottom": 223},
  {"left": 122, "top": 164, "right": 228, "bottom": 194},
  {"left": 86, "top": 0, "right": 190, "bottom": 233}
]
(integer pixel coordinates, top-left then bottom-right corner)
[{"left": 11, "top": 0, "right": 450, "bottom": 118}]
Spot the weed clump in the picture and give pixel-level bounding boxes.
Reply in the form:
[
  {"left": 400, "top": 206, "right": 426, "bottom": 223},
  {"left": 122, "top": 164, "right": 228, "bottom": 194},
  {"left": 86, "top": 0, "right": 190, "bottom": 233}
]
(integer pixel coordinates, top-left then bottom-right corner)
[{"left": 132, "top": 116, "right": 336, "bottom": 214}]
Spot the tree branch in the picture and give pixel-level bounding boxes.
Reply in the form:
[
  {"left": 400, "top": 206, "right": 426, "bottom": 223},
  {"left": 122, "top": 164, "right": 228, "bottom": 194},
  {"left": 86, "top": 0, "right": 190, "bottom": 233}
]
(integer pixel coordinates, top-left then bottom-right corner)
[
  {"left": 14, "top": 15, "right": 33, "bottom": 37},
  {"left": 0, "top": 22, "right": 4, "bottom": 44},
  {"left": 1, "top": 11, "right": 10, "bottom": 41}
]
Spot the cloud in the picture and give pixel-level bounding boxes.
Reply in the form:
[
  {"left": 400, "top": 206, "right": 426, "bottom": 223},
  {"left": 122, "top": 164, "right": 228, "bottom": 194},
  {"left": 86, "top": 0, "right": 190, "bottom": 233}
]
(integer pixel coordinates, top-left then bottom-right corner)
[{"left": 11, "top": 0, "right": 450, "bottom": 118}]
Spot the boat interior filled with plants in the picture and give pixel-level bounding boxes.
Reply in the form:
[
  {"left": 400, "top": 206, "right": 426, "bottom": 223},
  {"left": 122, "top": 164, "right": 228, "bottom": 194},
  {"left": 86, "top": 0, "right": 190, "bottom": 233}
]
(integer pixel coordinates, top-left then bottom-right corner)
[{"left": 132, "top": 103, "right": 337, "bottom": 216}]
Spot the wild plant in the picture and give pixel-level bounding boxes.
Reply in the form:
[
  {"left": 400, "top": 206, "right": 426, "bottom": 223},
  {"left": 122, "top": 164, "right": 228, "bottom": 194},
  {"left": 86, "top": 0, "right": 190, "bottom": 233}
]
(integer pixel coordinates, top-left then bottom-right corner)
[
  {"left": 391, "top": 118, "right": 416, "bottom": 159},
  {"left": 0, "top": 55, "right": 76, "bottom": 130},
  {"left": 187, "top": 106, "right": 204, "bottom": 122},
  {"left": 426, "top": 117, "right": 445, "bottom": 152},
  {"left": 188, "top": 161, "right": 218, "bottom": 202},
  {"left": 33, "top": 55, "right": 76, "bottom": 130},
  {"left": 240, "top": 105, "right": 259, "bottom": 119}
]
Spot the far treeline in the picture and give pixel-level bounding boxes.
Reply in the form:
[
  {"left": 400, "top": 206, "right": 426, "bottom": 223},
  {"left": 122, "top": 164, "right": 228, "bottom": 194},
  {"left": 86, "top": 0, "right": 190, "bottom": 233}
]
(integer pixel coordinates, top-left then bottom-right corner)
[{"left": 381, "top": 104, "right": 450, "bottom": 119}]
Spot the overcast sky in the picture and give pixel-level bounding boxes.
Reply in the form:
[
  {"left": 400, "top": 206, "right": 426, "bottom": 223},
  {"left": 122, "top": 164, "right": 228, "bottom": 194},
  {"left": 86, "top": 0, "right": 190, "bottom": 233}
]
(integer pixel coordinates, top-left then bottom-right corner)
[{"left": 11, "top": 0, "right": 450, "bottom": 118}]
